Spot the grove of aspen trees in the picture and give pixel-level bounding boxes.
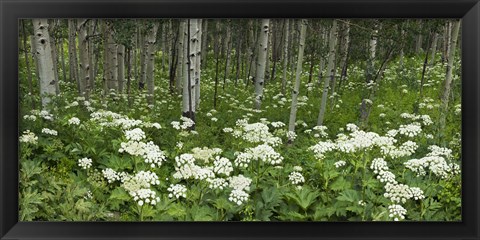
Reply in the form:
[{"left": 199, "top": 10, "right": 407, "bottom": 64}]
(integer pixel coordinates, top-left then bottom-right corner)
[{"left": 19, "top": 19, "right": 461, "bottom": 221}]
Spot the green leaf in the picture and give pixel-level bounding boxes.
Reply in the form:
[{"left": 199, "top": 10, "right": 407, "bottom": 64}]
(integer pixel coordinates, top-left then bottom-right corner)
[
  {"left": 336, "top": 189, "right": 360, "bottom": 203},
  {"left": 330, "top": 177, "right": 351, "bottom": 191},
  {"left": 284, "top": 187, "right": 320, "bottom": 211}
]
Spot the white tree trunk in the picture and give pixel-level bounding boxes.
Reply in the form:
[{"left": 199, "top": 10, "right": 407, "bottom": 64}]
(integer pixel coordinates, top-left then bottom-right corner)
[
  {"left": 103, "top": 21, "right": 118, "bottom": 92},
  {"left": 77, "top": 19, "right": 90, "bottom": 97},
  {"left": 201, "top": 20, "right": 209, "bottom": 66},
  {"left": 317, "top": 19, "right": 339, "bottom": 126},
  {"left": 415, "top": 20, "right": 423, "bottom": 53},
  {"left": 176, "top": 21, "right": 185, "bottom": 93},
  {"left": 254, "top": 19, "right": 270, "bottom": 109},
  {"left": 287, "top": 19, "right": 307, "bottom": 142},
  {"left": 146, "top": 23, "right": 159, "bottom": 104},
  {"left": 68, "top": 19, "right": 79, "bottom": 86},
  {"left": 181, "top": 20, "right": 195, "bottom": 122},
  {"left": 439, "top": 20, "right": 461, "bottom": 133},
  {"left": 281, "top": 19, "right": 289, "bottom": 95},
  {"left": 187, "top": 19, "right": 198, "bottom": 114},
  {"left": 429, "top": 32, "right": 439, "bottom": 65},
  {"left": 195, "top": 19, "right": 203, "bottom": 109},
  {"left": 117, "top": 44, "right": 126, "bottom": 93},
  {"left": 32, "top": 19, "right": 57, "bottom": 107}
]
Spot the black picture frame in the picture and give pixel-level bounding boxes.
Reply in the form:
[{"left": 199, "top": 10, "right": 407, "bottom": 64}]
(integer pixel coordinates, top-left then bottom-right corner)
[{"left": 1, "top": 0, "right": 479, "bottom": 239}]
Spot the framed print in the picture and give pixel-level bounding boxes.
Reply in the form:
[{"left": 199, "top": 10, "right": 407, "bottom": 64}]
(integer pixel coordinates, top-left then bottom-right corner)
[{"left": 1, "top": 0, "right": 479, "bottom": 239}]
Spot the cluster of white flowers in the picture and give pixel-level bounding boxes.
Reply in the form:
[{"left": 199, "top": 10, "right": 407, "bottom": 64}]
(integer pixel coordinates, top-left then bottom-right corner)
[
  {"left": 142, "top": 122, "right": 162, "bottom": 129},
  {"left": 171, "top": 116, "right": 195, "bottom": 130},
  {"left": 309, "top": 141, "right": 336, "bottom": 159},
  {"left": 384, "top": 183, "right": 414, "bottom": 203},
  {"left": 131, "top": 188, "right": 160, "bottom": 206},
  {"left": 19, "top": 130, "right": 38, "bottom": 144},
  {"left": 404, "top": 156, "right": 458, "bottom": 179},
  {"left": 288, "top": 171, "right": 305, "bottom": 185},
  {"left": 143, "top": 141, "right": 167, "bottom": 168},
  {"left": 167, "top": 184, "right": 187, "bottom": 199},
  {"left": 229, "top": 189, "right": 249, "bottom": 206},
  {"left": 119, "top": 140, "right": 146, "bottom": 156},
  {"left": 90, "top": 110, "right": 144, "bottom": 130},
  {"left": 222, "top": 127, "right": 233, "bottom": 133},
  {"left": 427, "top": 145, "right": 452, "bottom": 159},
  {"left": 398, "top": 123, "right": 422, "bottom": 137},
  {"left": 244, "top": 144, "right": 283, "bottom": 165},
  {"left": 78, "top": 157, "right": 92, "bottom": 169},
  {"left": 102, "top": 168, "right": 128, "bottom": 183},
  {"left": 228, "top": 175, "right": 252, "bottom": 191},
  {"left": 271, "top": 121, "right": 286, "bottom": 128},
  {"left": 173, "top": 153, "right": 215, "bottom": 180},
  {"left": 125, "top": 128, "right": 146, "bottom": 141},
  {"left": 231, "top": 120, "right": 282, "bottom": 146},
  {"left": 207, "top": 178, "right": 228, "bottom": 190},
  {"left": 68, "top": 117, "right": 81, "bottom": 125},
  {"left": 388, "top": 204, "right": 407, "bottom": 221},
  {"left": 41, "top": 128, "right": 58, "bottom": 136},
  {"left": 370, "top": 158, "right": 389, "bottom": 174},
  {"left": 293, "top": 166, "right": 303, "bottom": 172},
  {"left": 38, "top": 110, "right": 54, "bottom": 121},
  {"left": 124, "top": 171, "right": 160, "bottom": 189},
  {"left": 23, "top": 115, "right": 37, "bottom": 121},
  {"left": 286, "top": 131, "right": 297, "bottom": 141},
  {"left": 404, "top": 145, "right": 459, "bottom": 179},
  {"left": 377, "top": 170, "right": 397, "bottom": 184},
  {"left": 334, "top": 160, "right": 346, "bottom": 168},
  {"left": 400, "top": 113, "right": 433, "bottom": 126},
  {"left": 213, "top": 156, "right": 233, "bottom": 176},
  {"left": 234, "top": 152, "right": 252, "bottom": 168},
  {"left": 225, "top": 175, "right": 251, "bottom": 205},
  {"left": 312, "top": 125, "right": 329, "bottom": 137},
  {"left": 191, "top": 147, "right": 222, "bottom": 163}
]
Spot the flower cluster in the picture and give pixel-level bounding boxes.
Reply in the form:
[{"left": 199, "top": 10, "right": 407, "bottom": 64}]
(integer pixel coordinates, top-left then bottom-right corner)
[
  {"left": 229, "top": 189, "right": 249, "bottom": 206},
  {"left": 334, "top": 160, "right": 346, "bottom": 168},
  {"left": 171, "top": 116, "right": 195, "bottom": 130},
  {"left": 398, "top": 123, "right": 422, "bottom": 137},
  {"left": 173, "top": 153, "right": 215, "bottom": 180},
  {"left": 41, "top": 128, "right": 58, "bottom": 136},
  {"left": 213, "top": 156, "right": 233, "bottom": 176},
  {"left": 78, "top": 157, "right": 92, "bottom": 169},
  {"left": 191, "top": 147, "right": 222, "bottom": 163},
  {"left": 19, "top": 130, "right": 38, "bottom": 144},
  {"left": 231, "top": 120, "right": 282, "bottom": 146},
  {"left": 125, "top": 128, "right": 146, "bottom": 141},
  {"left": 68, "top": 117, "right": 81, "bottom": 125},
  {"left": 288, "top": 171, "right": 305, "bottom": 185},
  {"left": 207, "top": 178, "right": 228, "bottom": 190},
  {"left": 167, "top": 184, "right": 187, "bottom": 199},
  {"left": 131, "top": 188, "right": 160, "bottom": 206},
  {"left": 388, "top": 204, "right": 407, "bottom": 221}
]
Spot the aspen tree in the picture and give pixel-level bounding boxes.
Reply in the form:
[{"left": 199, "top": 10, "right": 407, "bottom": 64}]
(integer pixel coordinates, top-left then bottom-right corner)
[
  {"left": 287, "top": 19, "right": 307, "bottom": 143},
  {"left": 68, "top": 19, "right": 79, "bottom": 85},
  {"left": 281, "top": 19, "right": 289, "bottom": 95},
  {"left": 176, "top": 21, "right": 185, "bottom": 93},
  {"left": 438, "top": 19, "right": 461, "bottom": 136},
  {"left": 145, "top": 22, "right": 159, "bottom": 104},
  {"left": 32, "top": 19, "right": 57, "bottom": 107},
  {"left": 254, "top": 19, "right": 270, "bottom": 110},
  {"left": 117, "top": 44, "right": 126, "bottom": 93},
  {"left": 77, "top": 19, "right": 90, "bottom": 97},
  {"left": 317, "top": 20, "right": 339, "bottom": 126},
  {"left": 429, "top": 32, "right": 439, "bottom": 65},
  {"left": 195, "top": 19, "right": 203, "bottom": 110}
]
